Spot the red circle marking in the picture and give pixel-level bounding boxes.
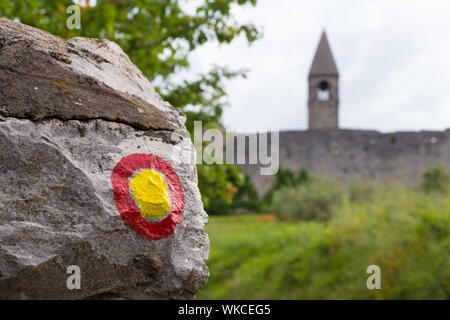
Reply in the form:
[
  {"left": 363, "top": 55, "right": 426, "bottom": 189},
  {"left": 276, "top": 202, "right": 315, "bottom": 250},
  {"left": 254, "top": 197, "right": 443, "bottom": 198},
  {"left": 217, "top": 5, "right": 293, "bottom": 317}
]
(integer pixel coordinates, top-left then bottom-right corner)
[{"left": 111, "top": 153, "right": 184, "bottom": 240}]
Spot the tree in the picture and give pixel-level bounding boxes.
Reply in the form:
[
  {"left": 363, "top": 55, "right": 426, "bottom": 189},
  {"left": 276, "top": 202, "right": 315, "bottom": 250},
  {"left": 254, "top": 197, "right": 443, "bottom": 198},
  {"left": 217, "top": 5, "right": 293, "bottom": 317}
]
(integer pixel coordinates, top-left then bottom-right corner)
[
  {"left": 0, "top": 0, "right": 261, "bottom": 212},
  {"left": 230, "top": 174, "right": 261, "bottom": 213}
]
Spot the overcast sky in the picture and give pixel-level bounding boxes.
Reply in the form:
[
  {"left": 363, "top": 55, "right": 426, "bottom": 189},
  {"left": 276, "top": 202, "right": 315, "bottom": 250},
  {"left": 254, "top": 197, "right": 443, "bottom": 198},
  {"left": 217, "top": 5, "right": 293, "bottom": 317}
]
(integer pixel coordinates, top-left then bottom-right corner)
[{"left": 185, "top": 0, "right": 450, "bottom": 133}]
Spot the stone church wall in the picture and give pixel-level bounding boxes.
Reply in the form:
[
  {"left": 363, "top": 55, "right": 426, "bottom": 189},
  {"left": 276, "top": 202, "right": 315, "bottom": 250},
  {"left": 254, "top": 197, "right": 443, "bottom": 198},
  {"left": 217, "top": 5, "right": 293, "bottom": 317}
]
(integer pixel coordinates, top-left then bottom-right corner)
[{"left": 238, "top": 129, "right": 450, "bottom": 196}]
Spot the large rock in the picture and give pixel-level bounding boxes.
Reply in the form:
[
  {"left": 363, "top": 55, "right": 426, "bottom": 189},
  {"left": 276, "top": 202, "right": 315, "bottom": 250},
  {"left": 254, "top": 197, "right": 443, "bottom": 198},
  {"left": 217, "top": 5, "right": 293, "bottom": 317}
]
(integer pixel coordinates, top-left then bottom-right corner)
[{"left": 0, "top": 18, "right": 209, "bottom": 299}]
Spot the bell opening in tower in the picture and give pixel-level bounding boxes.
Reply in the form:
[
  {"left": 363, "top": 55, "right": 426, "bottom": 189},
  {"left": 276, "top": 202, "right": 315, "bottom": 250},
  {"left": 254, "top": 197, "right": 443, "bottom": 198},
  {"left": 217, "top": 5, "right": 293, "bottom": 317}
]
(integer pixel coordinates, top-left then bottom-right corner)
[{"left": 317, "top": 81, "right": 330, "bottom": 101}]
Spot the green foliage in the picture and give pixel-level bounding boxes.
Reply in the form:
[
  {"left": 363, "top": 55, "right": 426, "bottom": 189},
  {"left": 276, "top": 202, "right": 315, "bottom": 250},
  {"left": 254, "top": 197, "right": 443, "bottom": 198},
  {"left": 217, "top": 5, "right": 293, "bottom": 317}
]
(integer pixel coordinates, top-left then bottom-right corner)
[
  {"left": 0, "top": 0, "right": 262, "bottom": 212},
  {"left": 199, "top": 183, "right": 450, "bottom": 299},
  {"left": 223, "top": 167, "right": 312, "bottom": 214},
  {"left": 229, "top": 174, "right": 261, "bottom": 213},
  {"left": 343, "top": 175, "right": 381, "bottom": 203},
  {"left": 271, "top": 177, "right": 342, "bottom": 222},
  {"left": 198, "top": 163, "right": 244, "bottom": 215},
  {"left": 421, "top": 164, "right": 450, "bottom": 194},
  {"left": 0, "top": 0, "right": 260, "bottom": 126}
]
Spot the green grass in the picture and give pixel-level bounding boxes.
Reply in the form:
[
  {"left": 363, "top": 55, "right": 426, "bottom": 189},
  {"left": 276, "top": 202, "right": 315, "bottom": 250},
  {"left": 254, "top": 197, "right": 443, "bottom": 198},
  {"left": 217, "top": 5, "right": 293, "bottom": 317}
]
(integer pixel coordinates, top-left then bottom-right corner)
[{"left": 198, "top": 187, "right": 450, "bottom": 299}]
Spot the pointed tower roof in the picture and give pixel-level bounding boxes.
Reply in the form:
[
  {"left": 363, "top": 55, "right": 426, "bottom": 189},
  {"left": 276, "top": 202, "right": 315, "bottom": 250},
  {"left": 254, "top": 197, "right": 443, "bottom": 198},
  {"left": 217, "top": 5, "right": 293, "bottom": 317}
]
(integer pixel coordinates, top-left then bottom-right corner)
[{"left": 309, "top": 30, "right": 338, "bottom": 77}]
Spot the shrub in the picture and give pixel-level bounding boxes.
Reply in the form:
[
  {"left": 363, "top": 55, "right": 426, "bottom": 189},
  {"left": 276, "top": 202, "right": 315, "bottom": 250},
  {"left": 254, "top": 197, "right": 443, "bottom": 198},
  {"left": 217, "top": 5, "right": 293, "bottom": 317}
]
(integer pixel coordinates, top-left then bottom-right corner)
[
  {"left": 200, "top": 183, "right": 450, "bottom": 299},
  {"left": 421, "top": 164, "right": 449, "bottom": 193},
  {"left": 270, "top": 177, "right": 342, "bottom": 222},
  {"left": 344, "top": 175, "right": 379, "bottom": 203},
  {"left": 263, "top": 167, "right": 310, "bottom": 207},
  {"left": 231, "top": 174, "right": 262, "bottom": 213}
]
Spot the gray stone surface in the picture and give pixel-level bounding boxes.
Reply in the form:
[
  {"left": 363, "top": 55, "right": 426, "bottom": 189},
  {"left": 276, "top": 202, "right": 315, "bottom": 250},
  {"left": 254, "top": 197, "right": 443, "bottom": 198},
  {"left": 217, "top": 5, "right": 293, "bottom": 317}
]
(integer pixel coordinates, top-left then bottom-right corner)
[
  {"left": 0, "top": 17, "right": 183, "bottom": 131},
  {"left": 308, "top": 76, "right": 339, "bottom": 129},
  {"left": 308, "top": 31, "right": 339, "bottom": 130},
  {"left": 0, "top": 18, "right": 209, "bottom": 299}
]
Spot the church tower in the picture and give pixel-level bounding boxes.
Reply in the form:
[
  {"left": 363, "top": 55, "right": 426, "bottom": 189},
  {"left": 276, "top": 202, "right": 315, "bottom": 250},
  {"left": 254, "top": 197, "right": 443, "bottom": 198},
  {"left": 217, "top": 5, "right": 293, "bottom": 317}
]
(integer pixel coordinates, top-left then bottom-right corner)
[{"left": 308, "top": 31, "right": 339, "bottom": 130}]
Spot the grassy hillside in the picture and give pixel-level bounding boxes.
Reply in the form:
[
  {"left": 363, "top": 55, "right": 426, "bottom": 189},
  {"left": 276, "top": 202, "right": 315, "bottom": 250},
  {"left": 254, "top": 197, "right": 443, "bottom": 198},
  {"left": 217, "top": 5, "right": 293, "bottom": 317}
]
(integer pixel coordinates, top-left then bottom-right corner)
[{"left": 198, "top": 185, "right": 450, "bottom": 299}]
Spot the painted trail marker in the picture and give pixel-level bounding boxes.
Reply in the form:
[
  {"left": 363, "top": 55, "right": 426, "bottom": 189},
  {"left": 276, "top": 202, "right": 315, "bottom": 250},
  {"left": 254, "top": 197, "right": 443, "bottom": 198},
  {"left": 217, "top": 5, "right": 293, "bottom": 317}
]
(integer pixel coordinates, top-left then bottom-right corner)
[{"left": 111, "top": 153, "right": 185, "bottom": 240}]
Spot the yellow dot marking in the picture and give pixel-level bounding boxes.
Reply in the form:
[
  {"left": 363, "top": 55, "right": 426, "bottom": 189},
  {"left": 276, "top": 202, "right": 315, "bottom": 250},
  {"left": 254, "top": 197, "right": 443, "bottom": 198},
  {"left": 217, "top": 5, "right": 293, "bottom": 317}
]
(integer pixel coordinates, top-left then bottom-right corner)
[{"left": 130, "top": 170, "right": 170, "bottom": 219}]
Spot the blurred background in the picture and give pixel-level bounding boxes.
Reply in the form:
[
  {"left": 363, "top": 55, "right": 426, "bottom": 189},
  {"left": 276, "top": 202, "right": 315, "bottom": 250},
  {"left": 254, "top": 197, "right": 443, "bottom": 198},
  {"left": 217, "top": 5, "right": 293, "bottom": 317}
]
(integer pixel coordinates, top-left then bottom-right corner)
[{"left": 0, "top": 0, "right": 448, "bottom": 299}]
